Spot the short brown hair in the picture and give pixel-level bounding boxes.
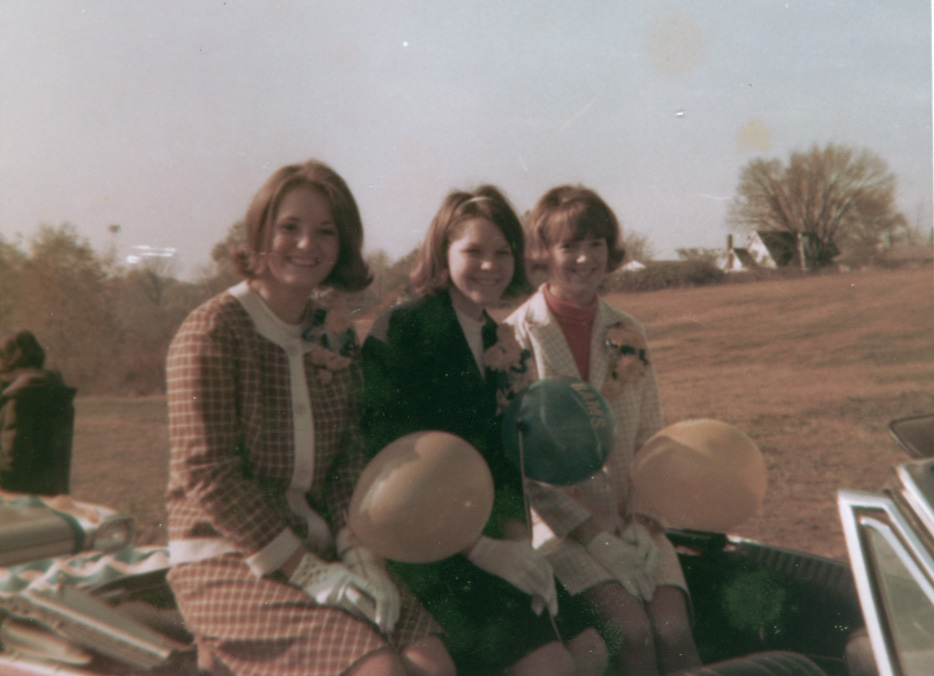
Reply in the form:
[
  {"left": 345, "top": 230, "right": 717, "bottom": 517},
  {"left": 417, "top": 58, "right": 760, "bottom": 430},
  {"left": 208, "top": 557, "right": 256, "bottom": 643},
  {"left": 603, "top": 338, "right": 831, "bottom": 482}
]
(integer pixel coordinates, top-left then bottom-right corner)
[
  {"left": 0, "top": 330, "right": 45, "bottom": 373},
  {"left": 527, "top": 185, "right": 626, "bottom": 272},
  {"left": 410, "top": 185, "right": 530, "bottom": 297},
  {"left": 233, "top": 160, "right": 372, "bottom": 292}
]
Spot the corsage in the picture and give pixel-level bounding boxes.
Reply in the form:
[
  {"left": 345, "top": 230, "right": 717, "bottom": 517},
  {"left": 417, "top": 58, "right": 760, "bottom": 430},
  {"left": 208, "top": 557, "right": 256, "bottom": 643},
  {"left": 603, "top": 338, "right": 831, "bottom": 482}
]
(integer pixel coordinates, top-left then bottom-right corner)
[
  {"left": 302, "top": 293, "right": 358, "bottom": 385},
  {"left": 602, "top": 324, "right": 649, "bottom": 397},
  {"left": 483, "top": 324, "right": 535, "bottom": 411}
]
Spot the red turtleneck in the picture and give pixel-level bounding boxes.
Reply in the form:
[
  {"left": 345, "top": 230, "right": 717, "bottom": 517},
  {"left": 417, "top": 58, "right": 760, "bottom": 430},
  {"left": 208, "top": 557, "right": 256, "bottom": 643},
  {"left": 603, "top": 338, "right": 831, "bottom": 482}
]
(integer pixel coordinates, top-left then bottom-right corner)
[{"left": 543, "top": 285, "right": 598, "bottom": 380}]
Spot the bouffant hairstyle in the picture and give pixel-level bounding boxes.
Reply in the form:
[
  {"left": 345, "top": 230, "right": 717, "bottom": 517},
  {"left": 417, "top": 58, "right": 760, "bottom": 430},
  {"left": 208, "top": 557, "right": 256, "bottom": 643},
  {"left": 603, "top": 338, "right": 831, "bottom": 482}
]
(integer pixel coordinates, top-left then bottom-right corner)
[
  {"left": 0, "top": 330, "right": 46, "bottom": 373},
  {"left": 233, "top": 160, "right": 372, "bottom": 292},
  {"left": 410, "top": 185, "right": 530, "bottom": 297},
  {"left": 526, "top": 185, "right": 626, "bottom": 272}
]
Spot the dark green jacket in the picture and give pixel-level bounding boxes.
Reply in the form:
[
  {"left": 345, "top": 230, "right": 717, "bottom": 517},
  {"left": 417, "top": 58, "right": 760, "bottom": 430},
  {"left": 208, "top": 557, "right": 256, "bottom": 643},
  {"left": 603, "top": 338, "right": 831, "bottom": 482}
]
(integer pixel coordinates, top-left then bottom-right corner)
[
  {"left": 361, "top": 290, "right": 524, "bottom": 536},
  {"left": 361, "top": 291, "right": 555, "bottom": 670},
  {"left": 0, "top": 369, "right": 76, "bottom": 495}
]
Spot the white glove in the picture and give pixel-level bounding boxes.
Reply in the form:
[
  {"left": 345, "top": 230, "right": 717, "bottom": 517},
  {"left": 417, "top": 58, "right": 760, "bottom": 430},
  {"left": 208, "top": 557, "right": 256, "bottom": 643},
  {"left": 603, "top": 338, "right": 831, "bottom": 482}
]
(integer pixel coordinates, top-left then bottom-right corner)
[
  {"left": 586, "top": 528, "right": 657, "bottom": 602},
  {"left": 288, "top": 552, "right": 382, "bottom": 628},
  {"left": 466, "top": 536, "right": 558, "bottom": 616},
  {"left": 338, "top": 537, "right": 401, "bottom": 634},
  {"left": 621, "top": 520, "right": 660, "bottom": 579}
]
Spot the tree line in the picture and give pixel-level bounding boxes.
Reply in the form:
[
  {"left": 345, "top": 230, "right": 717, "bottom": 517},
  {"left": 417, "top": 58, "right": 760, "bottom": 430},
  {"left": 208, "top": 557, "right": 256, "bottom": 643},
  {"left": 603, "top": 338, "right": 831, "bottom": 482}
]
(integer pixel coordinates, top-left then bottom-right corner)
[
  {"left": 0, "top": 143, "right": 921, "bottom": 395},
  {"left": 0, "top": 219, "right": 434, "bottom": 395}
]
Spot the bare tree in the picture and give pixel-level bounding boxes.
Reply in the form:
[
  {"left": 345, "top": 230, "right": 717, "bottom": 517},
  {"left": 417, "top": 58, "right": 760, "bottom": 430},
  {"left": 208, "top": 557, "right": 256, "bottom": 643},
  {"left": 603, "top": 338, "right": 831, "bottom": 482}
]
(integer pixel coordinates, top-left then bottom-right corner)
[
  {"left": 621, "top": 229, "right": 656, "bottom": 264},
  {"left": 195, "top": 220, "right": 246, "bottom": 295},
  {"left": 18, "top": 224, "right": 121, "bottom": 389},
  {"left": 0, "top": 235, "right": 26, "bottom": 333},
  {"left": 728, "top": 144, "right": 907, "bottom": 268},
  {"left": 126, "top": 255, "right": 179, "bottom": 306}
]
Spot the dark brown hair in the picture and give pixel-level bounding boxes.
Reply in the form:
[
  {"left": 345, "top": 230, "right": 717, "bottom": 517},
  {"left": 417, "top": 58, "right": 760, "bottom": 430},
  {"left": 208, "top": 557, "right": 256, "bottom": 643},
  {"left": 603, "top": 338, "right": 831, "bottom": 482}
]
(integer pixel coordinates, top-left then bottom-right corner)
[
  {"left": 527, "top": 185, "right": 626, "bottom": 272},
  {"left": 0, "top": 330, "right": 46, "bottom": 373},
  {"left": 233, "top": 160, "right": 371, "bottom": 292},
  {"left": 410, "top": 185, "right": 529, "bottom": 297}
]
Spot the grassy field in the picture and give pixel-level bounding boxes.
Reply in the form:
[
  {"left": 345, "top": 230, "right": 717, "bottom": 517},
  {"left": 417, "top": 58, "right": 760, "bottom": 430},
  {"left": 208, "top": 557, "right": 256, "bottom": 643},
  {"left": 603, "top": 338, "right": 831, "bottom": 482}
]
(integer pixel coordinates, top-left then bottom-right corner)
[{"left": 69, "top": 266, "right": 934, "bottom": 561}]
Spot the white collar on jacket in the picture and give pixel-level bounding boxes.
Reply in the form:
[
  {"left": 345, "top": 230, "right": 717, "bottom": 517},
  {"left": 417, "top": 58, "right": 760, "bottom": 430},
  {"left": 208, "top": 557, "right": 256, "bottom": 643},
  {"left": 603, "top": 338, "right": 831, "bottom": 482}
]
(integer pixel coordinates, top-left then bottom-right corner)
[
  {"left": 518, "top": 284, "right": 630, "bottom": 390},
  {"left": 229, "top": 281, "right": 320, "bottom": 519},
  {"left": 229, "top": 281, "right": 317, "bottom": 353}
]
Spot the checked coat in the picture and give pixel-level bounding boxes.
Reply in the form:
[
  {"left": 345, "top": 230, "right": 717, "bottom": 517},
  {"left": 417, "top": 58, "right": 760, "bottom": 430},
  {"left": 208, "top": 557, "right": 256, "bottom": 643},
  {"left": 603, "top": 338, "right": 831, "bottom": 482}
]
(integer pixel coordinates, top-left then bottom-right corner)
[
  {"left": 505, "top": 285, "right": 687, "bottom": 597},
  {"left": 165, "top": 282, "right": 438, "bottom": 676}
]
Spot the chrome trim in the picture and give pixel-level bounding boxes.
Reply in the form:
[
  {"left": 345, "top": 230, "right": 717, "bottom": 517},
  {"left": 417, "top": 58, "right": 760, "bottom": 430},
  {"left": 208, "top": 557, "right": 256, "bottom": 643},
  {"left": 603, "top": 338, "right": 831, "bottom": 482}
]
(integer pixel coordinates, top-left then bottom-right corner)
[
  {"left": 860, "top": 516, "right": 934, "bottom": 606},
  {"left": 895, "top": 462, "right": 934, "bottom": 540},
  {"left": 839, "top": 489, "right": 897, "bottom": 676},
  {"left": 840, "top": 487, "right": 934, "bottom": 676}
]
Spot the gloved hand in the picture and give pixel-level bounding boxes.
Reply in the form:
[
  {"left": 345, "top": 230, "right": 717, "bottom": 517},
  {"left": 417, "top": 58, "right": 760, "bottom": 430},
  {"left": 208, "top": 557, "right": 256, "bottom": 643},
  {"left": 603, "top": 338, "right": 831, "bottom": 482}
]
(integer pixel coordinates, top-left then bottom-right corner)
[
  {"left": 338, "top": 535, "right": 401, "bottom": 634},
  {"left": 585, "top": 528, "right": 657, "bottom": 601},
  {"left": 621, "top": 520, "right": 660, "bottom": 579},
  {"left": 466, "top": 536, "right": 558, "bottom": 616},
  {"left": 288, "top": 552, "right": 382, "bottom": 628}
]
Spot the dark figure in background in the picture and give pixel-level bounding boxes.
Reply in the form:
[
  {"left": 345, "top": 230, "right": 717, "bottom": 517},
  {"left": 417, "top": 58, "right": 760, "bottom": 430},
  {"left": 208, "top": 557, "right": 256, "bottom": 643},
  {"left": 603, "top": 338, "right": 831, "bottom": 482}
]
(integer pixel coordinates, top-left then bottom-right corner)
[{"left": 0, "top": 330, "right": 76, "bottom": 495}]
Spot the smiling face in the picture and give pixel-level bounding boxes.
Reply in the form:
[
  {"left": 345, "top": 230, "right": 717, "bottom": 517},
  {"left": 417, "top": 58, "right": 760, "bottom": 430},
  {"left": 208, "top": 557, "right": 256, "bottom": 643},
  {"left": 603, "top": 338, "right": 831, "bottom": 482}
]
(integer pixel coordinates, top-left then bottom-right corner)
[
  {"left": 253, "top": 184, "right": 340, "bottom": 320},
  {"left": 446, "top": 217, "right": 515, "bottom": 319},
  {"left": 546, "top": 234, "right": 609, "bottom": 306}
]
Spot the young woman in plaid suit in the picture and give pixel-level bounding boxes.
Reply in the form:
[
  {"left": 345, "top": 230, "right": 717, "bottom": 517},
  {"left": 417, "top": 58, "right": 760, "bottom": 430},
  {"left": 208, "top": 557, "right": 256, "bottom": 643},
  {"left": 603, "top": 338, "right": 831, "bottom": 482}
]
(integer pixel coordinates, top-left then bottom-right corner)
[
  {"left": 505, "top": 186, "right": 701, "bottom": 675},
  {"left": 165, "top": 160, "right": 454, "bottom": 676},
  {"left": 361, "top": 186, "right": 607, "bottom": 676}
]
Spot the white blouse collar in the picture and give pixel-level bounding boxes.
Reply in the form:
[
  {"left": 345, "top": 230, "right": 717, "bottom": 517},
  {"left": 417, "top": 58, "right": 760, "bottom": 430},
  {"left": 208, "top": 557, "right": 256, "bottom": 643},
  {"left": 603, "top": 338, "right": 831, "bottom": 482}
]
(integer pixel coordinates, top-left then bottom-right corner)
[{"left": 230, "top": 281, "right": 308, "bottom": 347}]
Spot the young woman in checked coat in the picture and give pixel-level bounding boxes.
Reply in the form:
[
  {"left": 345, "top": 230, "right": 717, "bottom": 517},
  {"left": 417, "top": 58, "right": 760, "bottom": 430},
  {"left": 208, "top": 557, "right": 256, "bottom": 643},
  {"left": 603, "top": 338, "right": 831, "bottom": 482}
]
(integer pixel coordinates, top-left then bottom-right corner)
[
  {"left": 505, "top": 185, "right": 701, "bottom": 675},
  {"left": 165, "top": 160, "right": 453, "bottom": 676}
]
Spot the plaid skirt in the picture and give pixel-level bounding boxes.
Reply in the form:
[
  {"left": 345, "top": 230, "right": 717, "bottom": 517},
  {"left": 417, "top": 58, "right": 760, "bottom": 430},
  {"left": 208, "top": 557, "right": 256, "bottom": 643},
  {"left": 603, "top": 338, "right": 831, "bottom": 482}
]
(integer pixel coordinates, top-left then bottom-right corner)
[{"left": 167, "top": 555, "right": 441, "bottom": 676}]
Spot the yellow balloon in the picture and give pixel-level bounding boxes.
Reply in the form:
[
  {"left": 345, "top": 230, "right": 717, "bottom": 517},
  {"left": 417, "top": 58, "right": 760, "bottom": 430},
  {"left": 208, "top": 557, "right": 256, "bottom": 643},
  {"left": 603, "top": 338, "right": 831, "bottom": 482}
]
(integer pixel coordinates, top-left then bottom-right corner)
[
  {"left": 349, "top": 431, "right": 495, "bottom": 563},
  {"left": 632, "top": 419, "right": 767, "bottom": 532}
]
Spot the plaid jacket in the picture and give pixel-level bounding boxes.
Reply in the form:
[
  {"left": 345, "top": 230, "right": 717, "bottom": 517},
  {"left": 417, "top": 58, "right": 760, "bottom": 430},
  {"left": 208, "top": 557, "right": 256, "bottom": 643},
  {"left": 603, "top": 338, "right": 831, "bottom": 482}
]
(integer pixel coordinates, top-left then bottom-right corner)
[
  {"left": 166, "top": 282, "right": 367, "bottom": 575},
  {"left": 505, "top": 286, "right": 686, "bottom": 595}
]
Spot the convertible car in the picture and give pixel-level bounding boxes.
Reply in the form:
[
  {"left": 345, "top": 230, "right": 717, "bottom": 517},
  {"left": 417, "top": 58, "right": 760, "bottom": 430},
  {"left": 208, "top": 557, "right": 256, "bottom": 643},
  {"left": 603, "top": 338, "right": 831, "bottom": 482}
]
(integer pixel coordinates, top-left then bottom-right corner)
[{"left": 0, "top": 415, "right": 930, "bottom": 676}]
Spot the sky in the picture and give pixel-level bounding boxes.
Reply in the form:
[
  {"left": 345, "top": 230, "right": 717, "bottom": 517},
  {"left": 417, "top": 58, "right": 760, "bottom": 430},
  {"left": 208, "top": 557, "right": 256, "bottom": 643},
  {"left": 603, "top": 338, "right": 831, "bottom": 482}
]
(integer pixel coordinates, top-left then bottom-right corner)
[{"left": 1, "top": 1, "right": 931, "bottom": 279}]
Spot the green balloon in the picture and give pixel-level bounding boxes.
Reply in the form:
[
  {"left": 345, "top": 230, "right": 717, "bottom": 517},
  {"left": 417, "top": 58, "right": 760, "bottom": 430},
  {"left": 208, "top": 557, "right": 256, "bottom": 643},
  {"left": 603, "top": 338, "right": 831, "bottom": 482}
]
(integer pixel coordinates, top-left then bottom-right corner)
[{"left": 502, "top": 377, "right": 615, "bottom": 485}]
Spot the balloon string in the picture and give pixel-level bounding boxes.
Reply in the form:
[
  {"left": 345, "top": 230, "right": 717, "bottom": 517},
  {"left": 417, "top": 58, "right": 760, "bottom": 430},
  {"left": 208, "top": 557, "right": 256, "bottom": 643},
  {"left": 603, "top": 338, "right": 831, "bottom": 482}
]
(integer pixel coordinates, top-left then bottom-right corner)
[
  {"left": 517, "top": 425, "right": 533, "bottom": 528},
  {"left": 518, "top": 426, "right": 563, "bottom": 642}
]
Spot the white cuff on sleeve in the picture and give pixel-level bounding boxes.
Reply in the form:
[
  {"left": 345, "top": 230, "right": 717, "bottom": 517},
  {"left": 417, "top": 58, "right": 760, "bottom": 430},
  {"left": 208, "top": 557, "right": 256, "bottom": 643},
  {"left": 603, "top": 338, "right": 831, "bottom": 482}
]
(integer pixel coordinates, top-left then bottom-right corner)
[{"left": 245, "top": 529, "right": 303, "bottom": 576}]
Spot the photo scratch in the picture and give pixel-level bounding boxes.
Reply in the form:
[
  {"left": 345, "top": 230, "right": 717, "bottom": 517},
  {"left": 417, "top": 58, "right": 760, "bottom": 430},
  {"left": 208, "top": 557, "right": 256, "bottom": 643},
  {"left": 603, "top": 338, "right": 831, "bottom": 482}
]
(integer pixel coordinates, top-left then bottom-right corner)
[{"left": 559, "top": 98, "right": 596, "bottom": 132}]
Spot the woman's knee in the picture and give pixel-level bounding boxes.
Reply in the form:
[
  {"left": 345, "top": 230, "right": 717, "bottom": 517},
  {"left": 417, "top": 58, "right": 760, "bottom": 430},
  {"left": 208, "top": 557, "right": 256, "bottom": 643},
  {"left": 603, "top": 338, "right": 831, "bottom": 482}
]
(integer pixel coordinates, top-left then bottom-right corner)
[
  {"left": 582, "top": 582, "right": 653, "bottom": 653},
  {"left": 509, "top": 640, "right": 576, "bottom": 676},
  {"left": 567, "top": 628, "right": 609, "bottom": 676},
  {"left": 344, "top": 647, "right": 406, "bottom": 676},
  {"left": 648, "top": 586, "right": 694, "bottom": 649},
  {"left": 400, "top": 634, "right": 455, "bottom": 676},
  {"left": 652, "top": 616, "right": 693, "bottom": 653},
  {"left": 648, "top": 586, "right": 701, "bottom": 671}
]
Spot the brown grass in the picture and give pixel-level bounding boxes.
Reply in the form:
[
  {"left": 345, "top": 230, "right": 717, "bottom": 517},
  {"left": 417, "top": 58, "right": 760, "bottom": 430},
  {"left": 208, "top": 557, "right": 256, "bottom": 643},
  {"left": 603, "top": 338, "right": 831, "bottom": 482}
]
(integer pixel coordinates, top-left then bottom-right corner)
[
  {"left": 609, "top": 266, "right": 934, "bottom": 560},
  {"left": 70, "top": 397, "right": 171, "bottom": 547},
  {"left": 69, "top": 266, "right": 934, "bottom": 562}
]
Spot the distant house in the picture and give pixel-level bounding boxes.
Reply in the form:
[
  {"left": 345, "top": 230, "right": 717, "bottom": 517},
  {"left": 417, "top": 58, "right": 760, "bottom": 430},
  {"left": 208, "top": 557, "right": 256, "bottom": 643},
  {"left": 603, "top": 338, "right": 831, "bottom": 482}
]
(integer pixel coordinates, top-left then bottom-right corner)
[
  {"left": 721, "top": 233, "right": 777, "bottom": 272},
  {"left": 721, "top": 231, "right": 838, "bottom": 272},
  {"left": 621, "top": 259, "right": 646, "bottom": 272}
]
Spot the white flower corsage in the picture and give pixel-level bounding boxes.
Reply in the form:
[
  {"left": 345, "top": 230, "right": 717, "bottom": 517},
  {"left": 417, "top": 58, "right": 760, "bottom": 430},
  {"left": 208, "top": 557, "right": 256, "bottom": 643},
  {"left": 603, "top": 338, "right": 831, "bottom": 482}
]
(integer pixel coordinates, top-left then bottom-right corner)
[
  {"left": 302, "top": 293, "right": 357, "bottom": 385},
  {"left": 602, "top": 324, "right": 649, "bottom": 398},
  {"left": 483, "top": 324, "right": 535, "bottom": 412}
]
